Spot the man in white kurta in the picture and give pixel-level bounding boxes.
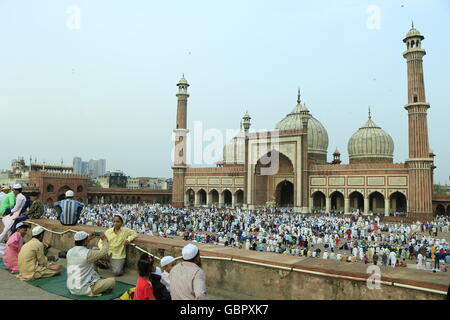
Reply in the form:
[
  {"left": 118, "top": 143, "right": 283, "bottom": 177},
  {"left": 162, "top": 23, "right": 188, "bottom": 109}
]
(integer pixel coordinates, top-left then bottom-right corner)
[
  {"left": 67, "top": 231, "right": 115, "bottom": 296},
  {"left": 389, "top": 251, "right": 397, "bottom": 268}
]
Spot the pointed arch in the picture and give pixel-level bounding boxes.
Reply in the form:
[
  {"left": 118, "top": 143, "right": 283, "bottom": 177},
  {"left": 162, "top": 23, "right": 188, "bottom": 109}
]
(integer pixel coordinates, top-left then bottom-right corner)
[
  {"left": 222, "top": 189, "right": 232, "bottom": 207},
  {"left": 312, "top": 190, "right": 326, "bottom": 211},
  {"left": 330, "top": 191, "right": 344, "bottom": 212},
  {"left": 349, "top": 191, "right": 364, "bottom": 212},
  {"left": 197, "top": 189, "right": 207, "bottom": 206},
  {"left": 369, "top": 191, "right": 384, "bottom": 214}
]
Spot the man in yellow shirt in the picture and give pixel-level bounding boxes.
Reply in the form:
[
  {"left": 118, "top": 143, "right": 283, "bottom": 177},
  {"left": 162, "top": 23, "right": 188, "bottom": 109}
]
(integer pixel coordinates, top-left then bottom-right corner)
[{"left": 98, "top": 214, "right": 137, "bottom": 276}]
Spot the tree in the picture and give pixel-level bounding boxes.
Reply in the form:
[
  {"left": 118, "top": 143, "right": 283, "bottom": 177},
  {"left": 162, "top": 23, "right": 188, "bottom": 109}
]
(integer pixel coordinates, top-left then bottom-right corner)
[
  {"left": 433, "top": 184, "right": 449, "bottom": 195},
  {"left": 89, "top": 179, "right": 102, "bottom": 188}
]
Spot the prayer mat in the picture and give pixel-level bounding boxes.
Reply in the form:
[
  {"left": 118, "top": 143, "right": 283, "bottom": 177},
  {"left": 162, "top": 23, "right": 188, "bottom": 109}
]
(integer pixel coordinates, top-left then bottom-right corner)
[{"left": 0, "top": 259, "right": 133, "bottom": 300}]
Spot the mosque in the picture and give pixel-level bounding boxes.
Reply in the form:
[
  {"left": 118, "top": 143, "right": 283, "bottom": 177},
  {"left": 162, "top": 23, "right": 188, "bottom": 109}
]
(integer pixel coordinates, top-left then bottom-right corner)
[{"left": 171, "top": 25, "right": 435, "bottom": 221}]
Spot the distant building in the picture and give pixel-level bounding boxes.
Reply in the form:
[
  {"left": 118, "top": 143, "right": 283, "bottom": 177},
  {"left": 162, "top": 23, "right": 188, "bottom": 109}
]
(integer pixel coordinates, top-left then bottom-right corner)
[
  {"left": 127, "top": 177, "right": 140, "bottom": 189},
  {"left": 73, "top": 157, "right": 106, "bottom": 178},
  {"left": 95, "top": 171, "right": 127, "bottom": 188}
]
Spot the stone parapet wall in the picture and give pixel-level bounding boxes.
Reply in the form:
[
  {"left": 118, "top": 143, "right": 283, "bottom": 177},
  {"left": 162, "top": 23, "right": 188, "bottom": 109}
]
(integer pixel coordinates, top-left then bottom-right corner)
[{"left": 21, "top": 219, "right": 448, "bottom": 300}]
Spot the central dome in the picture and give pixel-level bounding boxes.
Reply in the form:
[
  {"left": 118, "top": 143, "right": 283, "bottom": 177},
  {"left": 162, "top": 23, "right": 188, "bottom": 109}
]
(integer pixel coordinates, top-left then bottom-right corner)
[
  {"left": 347, "top": 111, "right": 394, "bottom": 164},
  {"left": 275, "top": 93, "right": 329, "bottom": 160}
]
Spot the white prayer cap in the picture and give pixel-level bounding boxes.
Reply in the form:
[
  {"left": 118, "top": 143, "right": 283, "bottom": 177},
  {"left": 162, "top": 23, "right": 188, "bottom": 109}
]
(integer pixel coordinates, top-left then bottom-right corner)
[
  {"left": 160, "top": 256, "right": 175, "bottom": 268},
  {"left": 74, "top": 231, "right": 89, "bottom": 241},
  {"left": 152, "top": 267, "right": 163, "bottom": 276},
  {"left": 13, "top": 184, "right": 22, "bottom": 189},
  {"left": 15, "top": 222, "right": 30, "bottom": 230},
  {"left": 182, "top": 243, "right": 199, "bottom": 260},
  {"left": 32, "top": 226, "right": 45, "bottom": 236},
  {"left": 65, "top": 190, "right": 74, "bottom": 197}
]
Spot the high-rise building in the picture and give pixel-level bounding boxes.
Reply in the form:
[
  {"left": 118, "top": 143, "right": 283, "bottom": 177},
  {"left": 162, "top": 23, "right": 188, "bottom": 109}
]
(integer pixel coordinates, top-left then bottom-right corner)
[
  {"left": 73, "top": 157, "right": 83, "bottom": 174},
  {"left": 73, "top": 157, "right": 106, "bottom": 178}
]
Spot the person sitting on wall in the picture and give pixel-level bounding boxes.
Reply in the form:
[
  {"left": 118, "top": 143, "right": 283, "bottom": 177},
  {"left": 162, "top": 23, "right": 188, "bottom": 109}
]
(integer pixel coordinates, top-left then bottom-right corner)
[
  {"left": 54, "top": 190, "right": 84, "bottom": 226},
  {"left": 17, "top": 226, "right": 62, "bottom": 280},
  {"left": 98, "top": 214, "right": 138, "bottom": 276},
  {"left": 11, "top": 192, "right": 44, "bottom": 233},
  {"left": 0, "top": 184, "right": 27, "bottom": 243}
]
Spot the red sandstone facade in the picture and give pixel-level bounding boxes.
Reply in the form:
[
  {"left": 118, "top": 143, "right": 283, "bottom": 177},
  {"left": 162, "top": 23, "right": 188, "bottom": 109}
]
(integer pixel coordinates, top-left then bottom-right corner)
[
  {"left": 172, "top": 26, "right": 437, "bottom": 220},
  {"left": 26, "top": 171, "right": 171, "bottom": 205}
]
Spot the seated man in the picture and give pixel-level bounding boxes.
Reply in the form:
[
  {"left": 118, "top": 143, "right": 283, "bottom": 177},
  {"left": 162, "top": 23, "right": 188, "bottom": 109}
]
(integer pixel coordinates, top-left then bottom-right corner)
[
  {"left": 54, "top": 190, "right": 84, "bottom": 226},
  {"left": 67, "top": 231, "right": 115, "bottom": 296},
  {"left": 0, "top": 184, "right": 25, "bottom": 243},
  {"left": 11, "top": 192, "right": 43, "bottom": 233},
  {"left": 18, "top": 226, "right": 62, "bottom": 280},
  {"left": 3, "top": 222, "right": 30, "bottom": 273}
]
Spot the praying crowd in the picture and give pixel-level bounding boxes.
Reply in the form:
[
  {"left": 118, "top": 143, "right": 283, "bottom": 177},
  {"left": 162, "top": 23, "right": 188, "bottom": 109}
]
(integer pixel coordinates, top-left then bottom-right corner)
[
  {"left": 0, "top": 185, "right": 449, "bottom": 299},
  {"left": 41, "top": 200, "right": 450, "bottom": 273}
]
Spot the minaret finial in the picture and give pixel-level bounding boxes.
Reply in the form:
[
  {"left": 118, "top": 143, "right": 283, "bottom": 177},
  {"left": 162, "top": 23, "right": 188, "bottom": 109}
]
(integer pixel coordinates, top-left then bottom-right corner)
[
  {"left": 411, "top": 20, "right": 414, "bottom": 28},
  {"left": 368, "top": 106, "right": 372, "bottom": 120},
  {"left": 297, "top": 88, "right": 301, "bottom": 104}
]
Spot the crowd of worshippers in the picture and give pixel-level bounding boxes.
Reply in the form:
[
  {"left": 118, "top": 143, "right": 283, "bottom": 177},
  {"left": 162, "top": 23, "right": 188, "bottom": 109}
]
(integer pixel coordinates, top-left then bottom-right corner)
[
  {"left": 37, "top": 199, "right": 450, "bottom": 272},
  {"left": 1, "top": 212, "right": 207, "bottom": 300}
]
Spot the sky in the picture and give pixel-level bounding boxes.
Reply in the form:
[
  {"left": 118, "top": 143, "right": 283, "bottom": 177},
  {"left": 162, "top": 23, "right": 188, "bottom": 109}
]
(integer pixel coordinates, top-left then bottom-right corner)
[{"left": 0, "top": 0, "right": 449, "bottom": 183}]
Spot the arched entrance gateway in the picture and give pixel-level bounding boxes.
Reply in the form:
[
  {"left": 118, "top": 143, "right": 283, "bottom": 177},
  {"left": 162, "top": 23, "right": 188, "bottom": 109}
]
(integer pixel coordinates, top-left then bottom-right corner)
[
  {"left": 275, "top": 180, "right": 294, "bottom": 207},
  {"left": 254, "top": 150, "right": 294, "bottom": 206}
]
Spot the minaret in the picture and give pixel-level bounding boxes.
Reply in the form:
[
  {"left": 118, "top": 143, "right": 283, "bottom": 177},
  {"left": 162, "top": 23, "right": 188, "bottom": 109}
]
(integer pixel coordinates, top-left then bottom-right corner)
[
  {"left": 172, "top": 75, "right": 190, "bottom": 208},
  {"left": 299, "top": 89, "right": 310, "bottom": 213},
  {"left": 403, "top": 24, "right": 433, "bottom": 219},
  {"left": 242, "top": 111, "right": 251, "bottom": 207}
]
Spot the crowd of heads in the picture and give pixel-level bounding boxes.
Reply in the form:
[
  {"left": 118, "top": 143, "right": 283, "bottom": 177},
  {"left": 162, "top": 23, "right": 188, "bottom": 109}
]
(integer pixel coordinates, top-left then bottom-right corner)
[{"left": 41, "top": 203, "right": 450, "bottom": 271}]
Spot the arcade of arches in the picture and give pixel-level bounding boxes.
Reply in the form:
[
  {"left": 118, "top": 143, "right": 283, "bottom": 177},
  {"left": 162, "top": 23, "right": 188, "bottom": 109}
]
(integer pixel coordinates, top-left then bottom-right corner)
[
  {"left": 185, "top": 188, "right": 245, "bottom": 208},
  {"left": 311, "top": 190, "right": 408, "bottom": 215}
]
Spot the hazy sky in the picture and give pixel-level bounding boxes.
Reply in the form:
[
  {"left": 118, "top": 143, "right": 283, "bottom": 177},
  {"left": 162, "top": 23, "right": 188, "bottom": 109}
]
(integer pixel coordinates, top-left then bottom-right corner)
[{"left": 1, "top": 0, "right": 449, "bottom": 183}]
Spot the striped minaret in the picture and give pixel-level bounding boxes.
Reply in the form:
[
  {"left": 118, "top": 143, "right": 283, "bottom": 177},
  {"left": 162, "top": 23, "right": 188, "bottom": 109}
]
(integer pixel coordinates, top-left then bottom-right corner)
[{"left": 403, "top": 23, "right": 433, "bottom": 219}]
